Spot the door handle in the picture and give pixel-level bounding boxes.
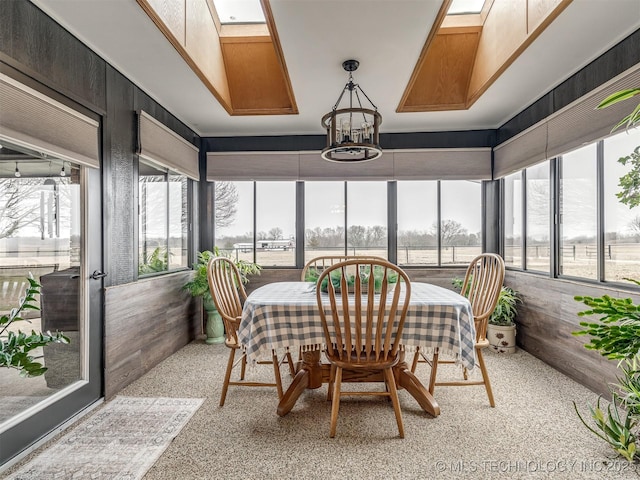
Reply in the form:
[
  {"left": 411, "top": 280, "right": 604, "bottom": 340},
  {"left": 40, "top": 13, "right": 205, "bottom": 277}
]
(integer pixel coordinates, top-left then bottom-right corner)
[{"left": 89, "top": 270, "right": 108, "bottom": 280}]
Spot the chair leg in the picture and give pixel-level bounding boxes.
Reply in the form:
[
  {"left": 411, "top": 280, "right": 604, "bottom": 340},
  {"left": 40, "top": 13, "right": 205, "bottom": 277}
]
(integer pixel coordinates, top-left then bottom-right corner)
[
  {"left": 477, "top": 348, "right": 495, "bottom": 407},
  {"left": 428, "top": 348, "right": 440, "bottom": 395},
  {"left": 286, "top": 350, "right": 296, "bottom": 377},
  {"left": 272, "top": 350, "right": 284, "bottom": 400},
  {"left": 220, "top": 348, "right": 236, "bottom": 407},
  {"left": 410, "top": 348, "right": 420, "bottom": 373},
  {"left": 329, "top": 367, "right": 342, "bottom": 438},
  {"left": 384, "top": 368, "right": 405, "bottom": 438},
  {"left": 240, "top": 353, "right": 247, "bottom": 380},
  {"left": 327, "top": 364, "right": 336, "bottom": 401}
]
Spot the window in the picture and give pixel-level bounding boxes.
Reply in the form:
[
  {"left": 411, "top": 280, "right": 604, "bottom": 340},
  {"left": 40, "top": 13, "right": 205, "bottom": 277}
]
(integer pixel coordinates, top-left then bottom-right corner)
[
  {"left": 304, "top": 182, "right": 345, "bottom": 262},
  {"left": 214, "top": 181, "right": 253, "bottom": 261},
  {"left": 525, "top": 162, "right": 550, "bottom": 273},
  {"left": 214, "top": 181, "right": 296, "bottom": 266},
  {"left": 138, "top": 162, "right": 189, "bottom": 275},
  {"left": 397, "top": 181, "right": 438, "bottom": 265},
  {"left": 347, "top": 182, "right": 387, "bottom": 258},
  {"left": 441, "top": 180, "right": 482, "bottom": 265},
  {"left": 559, "top": 145, "right": 598, "bottom": 279},
  {"left": 212, "top": 0, "right": 265, "bottom": 24},
  {"left": 501, "top": 129, "right": 640, "bottom": 287},
  {"left": 212, "top": 179, "right": 485, "bottom": 267},
  {"left": 256, "top": 182, "right": 296, "bottom": 266},
  {"left": 604, "top": 129, "right": 640, "bottom": 284},
  {"left": 503, "top": 172, "right": 523, "bottom": 268}
]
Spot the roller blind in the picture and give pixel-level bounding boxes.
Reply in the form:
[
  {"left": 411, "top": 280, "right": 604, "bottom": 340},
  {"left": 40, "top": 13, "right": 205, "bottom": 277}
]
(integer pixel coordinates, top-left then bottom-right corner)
[
  {"left": 494, "top": 62, "right": 640, "bottom": 178},
  {"left": 0, "top": 73, "right": 99, "bottom": 168},
  {"left": 207, "top": 148, "right": 491, "bottom": 181},
  {"left": 137, "top": 110, "right": 200, "bottom": 180}
]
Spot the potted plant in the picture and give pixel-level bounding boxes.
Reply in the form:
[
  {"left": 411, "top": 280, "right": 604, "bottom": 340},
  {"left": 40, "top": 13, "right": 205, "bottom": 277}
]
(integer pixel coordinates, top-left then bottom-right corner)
[
  {"left": 182, "top": 248, "right": 260, "bottom": 344},
  {"left": 306, "top": 264, "right": 398, "bottom": 294},
  {"left": 453, "top": 278, "right": 521, "bottom": 354},
  {"left": 486, "top": 286, "right": 522, "bottom": 354},
  {"left": 1, "top": 274, "right": 69, "bottom": 377}
]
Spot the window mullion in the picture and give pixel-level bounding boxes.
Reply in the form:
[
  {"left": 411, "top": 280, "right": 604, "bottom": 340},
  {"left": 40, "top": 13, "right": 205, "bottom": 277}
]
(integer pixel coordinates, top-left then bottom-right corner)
[{"left": 597, "top": 141, "right": 605, "bottom": 282}]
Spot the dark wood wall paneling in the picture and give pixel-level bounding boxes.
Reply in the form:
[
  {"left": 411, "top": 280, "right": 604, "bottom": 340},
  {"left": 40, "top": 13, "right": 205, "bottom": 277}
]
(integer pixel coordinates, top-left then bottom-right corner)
[
  {"left": 104, "top": 65, "right": 136, "bottom": 286},
  {"left": 104, "top": 271, "right": 198, "bottom": 399},
  {"left": 203, "top": 129, "right": 496, "bottom": 152},
  {"left": 0, "top": 0, "right": 106, "bottom": 114}
]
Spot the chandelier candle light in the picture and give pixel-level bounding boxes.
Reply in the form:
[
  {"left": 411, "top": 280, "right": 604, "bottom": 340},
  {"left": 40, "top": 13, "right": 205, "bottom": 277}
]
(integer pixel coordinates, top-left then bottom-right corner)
[{"left": 321, "top": 60, "right": 382, "bottom": 162}]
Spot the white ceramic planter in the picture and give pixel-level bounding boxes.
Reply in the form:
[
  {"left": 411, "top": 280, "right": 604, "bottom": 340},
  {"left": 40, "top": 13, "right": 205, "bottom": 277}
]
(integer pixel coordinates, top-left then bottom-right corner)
[{"left": 487, "top": 323, "right": 516, "bottom": 354}]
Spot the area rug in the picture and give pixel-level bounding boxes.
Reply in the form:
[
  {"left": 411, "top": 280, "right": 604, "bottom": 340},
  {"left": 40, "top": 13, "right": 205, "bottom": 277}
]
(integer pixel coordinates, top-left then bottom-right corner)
[{"left": 7, "top": 396, "right": 204, "bottom": 479}]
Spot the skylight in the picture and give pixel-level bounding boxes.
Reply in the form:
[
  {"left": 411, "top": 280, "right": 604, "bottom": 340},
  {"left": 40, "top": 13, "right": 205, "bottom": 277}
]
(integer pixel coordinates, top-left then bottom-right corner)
[
  {"left": 212, "top": 0, "right": 265, "bottom": 24},
  {"left": 447, "top": 0, "right": 485, "bottom": 15}
]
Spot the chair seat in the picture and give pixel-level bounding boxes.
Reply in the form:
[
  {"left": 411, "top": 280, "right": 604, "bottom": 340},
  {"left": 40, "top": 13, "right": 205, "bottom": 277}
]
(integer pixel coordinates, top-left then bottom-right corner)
[
  {"left": 326, "top": 350, "right": 400, "bottom": 369},
  {"left": 476, "top": 338, "right": 490, "bottom": 349}
]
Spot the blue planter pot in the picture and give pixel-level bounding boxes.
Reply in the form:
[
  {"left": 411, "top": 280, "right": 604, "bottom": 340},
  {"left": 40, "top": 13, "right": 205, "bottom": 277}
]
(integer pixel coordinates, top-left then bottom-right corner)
[{"left": 202, "top": 295, "right": 225, "bottom": 344}]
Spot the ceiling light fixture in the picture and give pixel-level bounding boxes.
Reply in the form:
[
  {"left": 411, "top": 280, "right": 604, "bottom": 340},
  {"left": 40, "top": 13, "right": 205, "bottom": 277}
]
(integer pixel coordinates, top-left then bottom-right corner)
[
  {"left": 321, "top": 60, "right": 382, "bottom": 163},
  {"left": 60, "top": 162, "right": 66, "bottom": 177},
  {"left": 14, "top": 162, "right": 21, "bottom": 178}
]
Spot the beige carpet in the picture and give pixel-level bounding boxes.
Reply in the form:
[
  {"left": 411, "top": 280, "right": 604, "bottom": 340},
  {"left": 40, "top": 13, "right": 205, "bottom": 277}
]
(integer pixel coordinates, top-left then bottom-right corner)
[
  {"left": 4, "top": 341, "right": 637, "bottom": 479},
  {"left": 5, "top": 396, "right": 204, "bottom": 480}
]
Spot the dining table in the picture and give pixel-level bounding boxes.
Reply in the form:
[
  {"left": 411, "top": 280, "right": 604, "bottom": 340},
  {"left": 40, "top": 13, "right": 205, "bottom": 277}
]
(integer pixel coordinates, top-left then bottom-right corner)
[{"left": 237, "top": 280, "right": 476, "bottom": 417}]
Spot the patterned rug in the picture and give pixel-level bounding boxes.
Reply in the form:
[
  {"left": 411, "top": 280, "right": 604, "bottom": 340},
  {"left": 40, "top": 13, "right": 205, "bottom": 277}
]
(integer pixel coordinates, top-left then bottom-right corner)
[{"left": 7, "top": 396, "right": 204, "bottom": 479}]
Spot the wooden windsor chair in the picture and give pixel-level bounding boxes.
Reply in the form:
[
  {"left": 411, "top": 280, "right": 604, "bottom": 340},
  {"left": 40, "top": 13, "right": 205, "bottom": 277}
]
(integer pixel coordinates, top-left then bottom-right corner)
[
  {"left": 207, "top": 257, "right": 295, "bottom": 406},
  {"left": 316, "top": 258, "right": 412, "bottom": 438},
  {"left": 410, "top": 253, "right": 505, "bottom": 406}
]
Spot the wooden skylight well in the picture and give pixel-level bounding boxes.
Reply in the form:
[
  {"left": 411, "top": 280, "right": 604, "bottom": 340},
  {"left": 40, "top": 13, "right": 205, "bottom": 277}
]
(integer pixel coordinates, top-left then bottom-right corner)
[{"left": 137, "top": 0, "right": 297, "bottom": 116}]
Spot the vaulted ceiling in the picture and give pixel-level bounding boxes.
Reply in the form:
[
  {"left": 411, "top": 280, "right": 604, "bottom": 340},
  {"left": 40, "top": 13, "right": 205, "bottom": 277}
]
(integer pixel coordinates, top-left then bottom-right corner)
[{"left": 30, "top": 0, "right": 640, "bottom": 138}]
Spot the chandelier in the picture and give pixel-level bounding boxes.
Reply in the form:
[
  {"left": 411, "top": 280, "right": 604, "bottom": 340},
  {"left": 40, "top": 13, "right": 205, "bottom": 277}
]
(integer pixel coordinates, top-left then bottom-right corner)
[{"left": 321, "top": 60, "right": 382, "bottom": 162}]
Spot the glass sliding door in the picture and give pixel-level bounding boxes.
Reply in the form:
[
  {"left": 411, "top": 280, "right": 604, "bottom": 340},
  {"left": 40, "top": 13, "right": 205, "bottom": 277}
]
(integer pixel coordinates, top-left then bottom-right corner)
[{"left": 0, "top": 141, "right": 102, "bottom": 464}]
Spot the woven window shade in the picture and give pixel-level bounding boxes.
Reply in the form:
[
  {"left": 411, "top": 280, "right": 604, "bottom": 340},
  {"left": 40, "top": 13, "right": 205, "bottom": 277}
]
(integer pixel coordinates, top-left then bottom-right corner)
[
  {"left": 207, "top": 152, "right": 299, "bottom": 180},
  {"left": 393, "top": 148, "right": 491, "bottom": 180},
  {"left": 207, "top": 148, "right": 491, "bottom": 181},
  {"left": 137, "top": 110, "right": 199, "bottom": 180},
  {"left": 546, "top": 64, "right": 640, "bottom": 159},
  {"left": 493, "top": 122, "right": 548, "bottom": 178},
  {"left": 0, "top": 73, "right": 99, "bottom": 168},
  {"left": 494, "top": 63, "right": 640, "bottom": 178}
]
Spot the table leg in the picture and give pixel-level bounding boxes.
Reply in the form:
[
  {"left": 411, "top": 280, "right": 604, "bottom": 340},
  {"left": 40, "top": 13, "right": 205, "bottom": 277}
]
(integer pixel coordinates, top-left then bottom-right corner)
[
  {"left": 277, "top": 350, "right": 323, "bottom": 416},
  {"left": 277, "top": 368, "right": 309, "bottom": 416},
  {"left": 396, "top": 362, "right": 440, "bottom": 417}
]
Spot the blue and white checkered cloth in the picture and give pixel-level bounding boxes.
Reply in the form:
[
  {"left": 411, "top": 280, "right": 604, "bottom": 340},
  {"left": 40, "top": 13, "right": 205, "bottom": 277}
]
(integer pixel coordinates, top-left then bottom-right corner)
[{"left": 238, "top": 281, "right": 476, "bottom": 371}]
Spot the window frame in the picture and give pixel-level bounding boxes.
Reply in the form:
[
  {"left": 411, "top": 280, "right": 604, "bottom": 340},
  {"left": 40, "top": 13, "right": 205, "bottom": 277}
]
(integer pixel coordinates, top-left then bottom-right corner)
[{"left": 137, "top": 161, "right": 193, "bottom": 278}]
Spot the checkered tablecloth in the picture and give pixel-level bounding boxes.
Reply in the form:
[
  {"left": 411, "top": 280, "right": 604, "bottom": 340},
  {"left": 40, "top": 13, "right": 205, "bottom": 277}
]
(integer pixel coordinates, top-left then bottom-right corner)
[{"left": 238, "top": 281, "right": 477, "bottom": 371}]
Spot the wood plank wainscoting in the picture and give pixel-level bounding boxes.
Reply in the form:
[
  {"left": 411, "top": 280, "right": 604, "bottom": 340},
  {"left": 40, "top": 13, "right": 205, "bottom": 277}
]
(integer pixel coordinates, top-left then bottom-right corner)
[
  {"left": 104, "top": 271, "right": 199, "bottom": 399},
  {"left": 505, "top": 271, "right": 640, "bottom": 398}
]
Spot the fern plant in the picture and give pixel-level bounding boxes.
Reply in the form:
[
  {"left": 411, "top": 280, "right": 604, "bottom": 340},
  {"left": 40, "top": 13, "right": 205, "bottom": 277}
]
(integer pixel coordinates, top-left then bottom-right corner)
[{"left": 0, "top": 275, "right": 69, "bottom": 377}]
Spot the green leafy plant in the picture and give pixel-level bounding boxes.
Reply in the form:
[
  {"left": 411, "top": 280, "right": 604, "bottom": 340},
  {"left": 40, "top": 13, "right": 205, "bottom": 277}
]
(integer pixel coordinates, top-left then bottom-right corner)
[
  {"left": 596, "top": 89, "right": 640, "bottom": 209},
  {"left": 573, "top": 278, "right": 640, "bottom": 461},
  {"left": 0, "top": 275, "right": 69, "bottom": 377},
  {"left": 139, "top": 247, "right": 168, "bottom": 275},
  {"left": 452, "top": 278, "right": 521, "bottom": 326},
  {"left": 573, "top": 282, "right": 640, "bottom": 360},
  {"left": 616, "top": 146, "right": 640, "bottom": 208},
  {"left": 574, "top": 397, "right": 638, "bottom": 462},
  {"left": 597, "top": 88, "right": 640, "bottom": 133},
  {"left": 182, "top": 248, "right": 261, "bottom": 299},
  {"left": 309, "top": 265, "right": 398, "bottom": 293},
  {"left": 615, "top": 356, "right": 640, "bottom": 417}
]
